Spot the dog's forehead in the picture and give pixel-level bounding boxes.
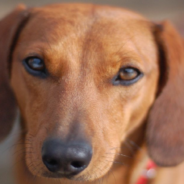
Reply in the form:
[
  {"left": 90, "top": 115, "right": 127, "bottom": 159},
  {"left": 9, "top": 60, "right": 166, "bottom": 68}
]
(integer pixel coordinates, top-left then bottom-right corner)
[{"left": 21, "top": 3, "right": 150, "bottom": 43}]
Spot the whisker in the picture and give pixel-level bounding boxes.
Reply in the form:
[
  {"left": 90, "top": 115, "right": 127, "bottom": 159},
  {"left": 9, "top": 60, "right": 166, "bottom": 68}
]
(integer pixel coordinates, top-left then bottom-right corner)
[
  {"left": 117, "top": 153, "right": 132, "bottom": 158},
  {"left": 126, "top": 139, "right": 141, "bottom": 150}
]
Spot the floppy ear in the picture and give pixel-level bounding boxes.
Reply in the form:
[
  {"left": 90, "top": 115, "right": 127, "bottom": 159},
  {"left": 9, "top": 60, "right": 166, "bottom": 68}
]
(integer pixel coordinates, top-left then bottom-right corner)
[
  {"left": 146, "top": 21, "right": 184, "bottom": 167},
  {"left": 0, "top": 5, "right": 29, "bottom": 141}
]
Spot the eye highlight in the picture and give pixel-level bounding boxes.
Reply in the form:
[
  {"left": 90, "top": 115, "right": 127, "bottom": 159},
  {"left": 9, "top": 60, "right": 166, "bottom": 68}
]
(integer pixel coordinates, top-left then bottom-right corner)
[
  {"left": 23, "top": 57, "right": 48, "bottom": 78},
  {"left": 113, "top": 67, "right": 143, "bottom": 86}
]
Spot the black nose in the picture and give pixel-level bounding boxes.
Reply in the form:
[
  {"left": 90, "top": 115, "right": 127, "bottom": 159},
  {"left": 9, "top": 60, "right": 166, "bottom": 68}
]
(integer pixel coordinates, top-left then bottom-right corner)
[{"left": 42, "top": 139, "right": 92, "bottom": 177}]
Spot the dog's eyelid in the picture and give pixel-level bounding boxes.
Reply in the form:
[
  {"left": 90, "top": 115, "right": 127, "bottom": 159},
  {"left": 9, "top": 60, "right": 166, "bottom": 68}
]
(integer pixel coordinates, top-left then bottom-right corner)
[
  {"left": 119, "top": 60, "right": 143, "bottom": 72},
  {"left": 26, "top": 52, "right": 43, "bottom": 58}
]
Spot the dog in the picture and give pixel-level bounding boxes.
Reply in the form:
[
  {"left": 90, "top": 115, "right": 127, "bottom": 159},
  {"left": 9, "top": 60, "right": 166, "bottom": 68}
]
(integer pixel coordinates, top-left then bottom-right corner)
[{"left": 0, "top": 3, "right": 184, "bottom": 184}]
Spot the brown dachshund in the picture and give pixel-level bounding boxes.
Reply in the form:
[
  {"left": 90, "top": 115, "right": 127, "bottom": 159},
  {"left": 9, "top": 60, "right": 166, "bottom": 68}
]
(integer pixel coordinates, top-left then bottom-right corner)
[{"left": 0, "top": 3, "right": 184, "bottom": 184}]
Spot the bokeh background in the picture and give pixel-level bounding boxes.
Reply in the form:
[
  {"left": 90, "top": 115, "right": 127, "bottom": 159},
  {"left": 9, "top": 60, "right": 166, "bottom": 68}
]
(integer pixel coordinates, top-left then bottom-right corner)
[{"left": 0, "top": 0, "right": 184, "bottom": 184}]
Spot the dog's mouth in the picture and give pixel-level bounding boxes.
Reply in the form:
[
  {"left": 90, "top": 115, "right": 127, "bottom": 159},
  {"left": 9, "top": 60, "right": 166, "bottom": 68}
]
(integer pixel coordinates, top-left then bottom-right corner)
[
  {"left": 25, "top": 134, "right": 118, "bottom": 182},
  {"left": 42, "top": 171, "right": 76, "bottom": 179}
]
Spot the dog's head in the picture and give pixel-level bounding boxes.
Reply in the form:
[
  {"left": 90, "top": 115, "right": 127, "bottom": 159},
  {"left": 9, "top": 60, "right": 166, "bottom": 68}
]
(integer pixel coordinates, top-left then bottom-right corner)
[{"left": 0, "top": 3, "right": 184, "bottom": 182}]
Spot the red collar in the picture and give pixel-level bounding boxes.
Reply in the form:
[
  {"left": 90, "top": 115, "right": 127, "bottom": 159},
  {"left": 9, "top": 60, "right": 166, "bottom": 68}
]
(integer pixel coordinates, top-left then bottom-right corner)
[{"left": 135, "top": 161, "right": 156, "bottom": 184}]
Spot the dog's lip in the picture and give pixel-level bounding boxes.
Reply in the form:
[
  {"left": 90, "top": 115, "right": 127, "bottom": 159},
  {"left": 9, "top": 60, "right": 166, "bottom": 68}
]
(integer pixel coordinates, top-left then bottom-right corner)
[
  {"left": 57, "top": 170, "right": 74, "bottom": 177},
  {"left": 57, "top": 171, "right": 69, "bottom": 175},
  {"left": 42, "top": 171, "right": 75, "bottom": 179}
]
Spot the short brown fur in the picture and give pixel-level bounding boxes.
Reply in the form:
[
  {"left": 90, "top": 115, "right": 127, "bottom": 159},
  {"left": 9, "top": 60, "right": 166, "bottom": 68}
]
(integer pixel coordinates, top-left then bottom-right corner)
[{"left": 0, "top": 3, "right": 184, "bottom": 184}]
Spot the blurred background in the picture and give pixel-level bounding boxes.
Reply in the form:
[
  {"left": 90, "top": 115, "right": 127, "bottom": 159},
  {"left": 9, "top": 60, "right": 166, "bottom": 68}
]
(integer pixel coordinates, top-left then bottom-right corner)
[{"left": 0, "top": 0, "right": 183, "bottom": 184}]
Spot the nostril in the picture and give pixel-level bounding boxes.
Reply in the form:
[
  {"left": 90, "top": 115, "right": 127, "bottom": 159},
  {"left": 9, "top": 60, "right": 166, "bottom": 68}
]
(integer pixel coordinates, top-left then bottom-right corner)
[
  {"left": 42, "top": 155, "right": 61, "bottom": 173},
  {"left": 71, "top": 161, "right": 86, "bottom": 169},
  {"left": 46, "top": 158, "right": 58, "bottom": 166}
]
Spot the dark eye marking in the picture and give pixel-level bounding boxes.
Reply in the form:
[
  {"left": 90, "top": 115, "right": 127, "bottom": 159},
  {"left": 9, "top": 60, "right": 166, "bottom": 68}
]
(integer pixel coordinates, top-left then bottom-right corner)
[
  {"left": 112, "top": 67, "right": 143, "bottom": 86},
  {"left": 22, "top": 57, "right": 48, "bottom": 78}
]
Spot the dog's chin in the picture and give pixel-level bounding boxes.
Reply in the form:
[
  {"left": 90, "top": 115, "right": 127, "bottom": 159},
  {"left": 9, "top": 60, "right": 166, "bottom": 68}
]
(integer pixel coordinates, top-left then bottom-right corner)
[
  {"left": 39, "top": 172, "right": 107, "bottom": 183},
  {"left": 39, "top": 168, "right": 107, "bottom": 182},
  {"left": 36, "top": 171, "right": 99, "bottom": 183},
  {"left": 42, "top": 172, "right": 79, "bottom": 180}
]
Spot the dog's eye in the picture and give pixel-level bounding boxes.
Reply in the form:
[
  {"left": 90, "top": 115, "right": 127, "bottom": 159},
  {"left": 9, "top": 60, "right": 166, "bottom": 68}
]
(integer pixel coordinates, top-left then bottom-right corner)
[
  {"left": 27, "top": 57, "right": 45, "bottom": 71},
  {"left": 23, "top": 57, "right": 48, "bottom": 78},
  {"left": 113, "top": 67, "right": 143, "bottom": 86},
  {"left": 119, "top": 68, "right": 139, "bottom": 80}
]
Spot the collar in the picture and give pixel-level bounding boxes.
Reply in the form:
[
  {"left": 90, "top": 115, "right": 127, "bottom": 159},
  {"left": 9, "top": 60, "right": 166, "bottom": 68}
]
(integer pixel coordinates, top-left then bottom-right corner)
[{"left": 135, "top": 161, "right": 156, "bottom": 184}]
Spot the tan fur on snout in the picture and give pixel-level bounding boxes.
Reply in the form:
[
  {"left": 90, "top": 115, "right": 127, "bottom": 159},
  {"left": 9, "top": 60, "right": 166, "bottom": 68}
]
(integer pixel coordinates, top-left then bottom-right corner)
[{"left": 1, "top": 3, "right": 184, "bottom": 184}]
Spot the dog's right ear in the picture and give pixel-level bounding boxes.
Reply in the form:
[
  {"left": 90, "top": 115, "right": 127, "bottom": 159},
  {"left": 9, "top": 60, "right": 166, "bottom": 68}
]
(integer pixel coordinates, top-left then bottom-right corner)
[{"left": 0, "top": 5, "right": 29, "bottom": 141}]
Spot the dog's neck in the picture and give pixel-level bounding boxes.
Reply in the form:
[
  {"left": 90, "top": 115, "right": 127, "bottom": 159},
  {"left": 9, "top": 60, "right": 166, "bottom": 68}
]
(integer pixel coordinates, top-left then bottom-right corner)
[{"left": 120, "top": 123, "right": 148, "bottom": 184}]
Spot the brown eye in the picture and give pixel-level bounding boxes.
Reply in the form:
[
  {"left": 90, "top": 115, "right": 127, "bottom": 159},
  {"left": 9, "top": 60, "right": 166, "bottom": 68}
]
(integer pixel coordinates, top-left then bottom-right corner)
[
  {"left": 119, "top": 68, "right": 139, "bottom": 81},
  {"left": 113, "top": 67, "right": 143, "bottom": 86},
  {"left": 23, "top": 57, "right": 48, "bottom": 78}
]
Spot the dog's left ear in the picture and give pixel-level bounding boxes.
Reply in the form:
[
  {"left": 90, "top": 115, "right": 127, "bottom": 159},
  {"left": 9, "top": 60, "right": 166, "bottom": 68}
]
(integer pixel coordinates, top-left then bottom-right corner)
[
  {"left": 0, "top": 5, "right": 29, "bottom": 141},
  {"left": 146, "top": 21, "right": 184, "bottom": 166}
]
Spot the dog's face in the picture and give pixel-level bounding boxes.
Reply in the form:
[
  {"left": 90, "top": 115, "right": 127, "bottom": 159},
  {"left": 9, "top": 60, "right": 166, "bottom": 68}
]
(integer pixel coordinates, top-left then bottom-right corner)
[
  {"left": 1, "top": 3, "right": 184, "bottom": 184},
  {"left": 10, "top": 4, "right": 159, "bottom": 181}
]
